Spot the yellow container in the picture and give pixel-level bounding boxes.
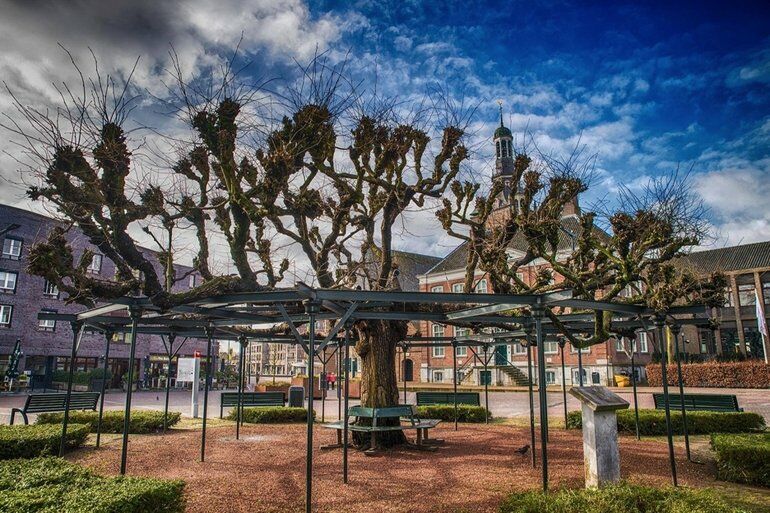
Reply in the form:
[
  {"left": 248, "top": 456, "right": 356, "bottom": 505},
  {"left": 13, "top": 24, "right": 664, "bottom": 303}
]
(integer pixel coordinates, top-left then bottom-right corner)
[{"left": 614, "top": 375, "right": 630, "bottom": 387}]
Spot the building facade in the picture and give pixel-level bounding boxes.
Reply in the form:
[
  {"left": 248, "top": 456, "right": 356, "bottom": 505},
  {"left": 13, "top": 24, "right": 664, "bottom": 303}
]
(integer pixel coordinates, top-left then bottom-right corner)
[{"left": 0, "top": 203, "right": 215, "bottom": 389}]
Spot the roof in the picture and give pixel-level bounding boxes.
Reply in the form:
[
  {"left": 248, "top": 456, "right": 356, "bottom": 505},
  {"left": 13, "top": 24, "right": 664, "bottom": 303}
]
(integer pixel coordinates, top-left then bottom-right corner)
[
  {"left": 677, "top": 241, "right": 770, "bottom": 274},
  {"left": 424, "top": 215, "right": 600, "bottom": 276},
  {"left": 392, "top": 250, "right": 442, "bottom": 291}
]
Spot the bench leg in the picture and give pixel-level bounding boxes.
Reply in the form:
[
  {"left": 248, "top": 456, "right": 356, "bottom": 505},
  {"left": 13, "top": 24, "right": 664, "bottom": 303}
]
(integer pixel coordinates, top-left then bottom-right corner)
[{"left": 364, "top": 432, "right": 378, "bottom": 456}]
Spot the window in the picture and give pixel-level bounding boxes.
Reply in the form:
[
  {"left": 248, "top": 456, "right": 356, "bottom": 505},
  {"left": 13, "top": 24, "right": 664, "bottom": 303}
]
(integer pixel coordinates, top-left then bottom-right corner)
[
  {"left": 573, "top": 368, "right": 586, "bottom": 384},
  {"left": 738, "top": 284, "right": 756, "bottom": 306},
  {"left": 455, "top": 345, "right": 467, "bottom": 357},
  {"left": 431, "top": 285, "right": 443, "bottom": 293},
  {"left": 432, "top": 370, "right": 444, "bottom": 383},
  {"left": 0, "top": 271, "right": 17, "bottom": 292},
  {"left": 570, "top": 345, "right": 590, "bottom": 354},
  {"left": 545, "top": 370, "right": 556, "bottom": 385},
  {"left": 88, "top": 254, "right": 103, "bottom": 273},
  {"left": 112, "top": 332, "right": 128, "bottom": 343},
  {"left": 454, "top": 327, "right": 469, "bottom": 338},
  {"left": 2, "top": 238, "right": 22, "bottom": 260},
  {"left": 0, "top": 305, "right": 12, "bottom": 326},
  {"left": 432, "top": 345, "right": 445, "bottom": 358},
  {"left": 543, "top": 340, "right": 558, "bottom": 354},
  {"left": 638, "top": 332, "right": 649, "bottom": 353},
  {"left": 699, "top": 330, "right": 711, "bottom": 354},
  {"left": 38, "top": 309, "right": 56, "bottom": 331},
  {"left": 452, "top": 283, "right": 463, "bottom": 293},
  {"left": 615, "top": 338, "right": 626, "bottom": 352},
  {"left": 188, "top": 274, "right": 196, "bottom": 288},
  {"left": 513, "top": 342, "right": 526, "bottom": 355},
  {"left": 43, "top": 280, "right": 59, "bottom": 297},
  {"left": 763, "top": 282, "right": 770, "bottom": 305},
  {"left": 475, "top": 279, "right": 488, "bottom": 294}
]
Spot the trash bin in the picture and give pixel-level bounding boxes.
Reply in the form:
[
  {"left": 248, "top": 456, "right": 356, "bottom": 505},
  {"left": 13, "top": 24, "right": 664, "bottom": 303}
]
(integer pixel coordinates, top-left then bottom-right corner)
[{"left": 288, "top": 386, "right": 305, "bottom": 407}]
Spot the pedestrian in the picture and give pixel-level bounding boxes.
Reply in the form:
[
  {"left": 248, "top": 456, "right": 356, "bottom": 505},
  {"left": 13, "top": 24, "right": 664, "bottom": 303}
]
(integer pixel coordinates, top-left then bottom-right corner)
[{"left": 328, "top": 372, "right": 336, "bottom": 390}]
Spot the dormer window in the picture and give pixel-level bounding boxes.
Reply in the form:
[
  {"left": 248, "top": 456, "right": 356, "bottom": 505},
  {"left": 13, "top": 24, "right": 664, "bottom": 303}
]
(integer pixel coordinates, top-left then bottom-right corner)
[{"left": 496, "top": 140, "right": 501, "bottom": 158}]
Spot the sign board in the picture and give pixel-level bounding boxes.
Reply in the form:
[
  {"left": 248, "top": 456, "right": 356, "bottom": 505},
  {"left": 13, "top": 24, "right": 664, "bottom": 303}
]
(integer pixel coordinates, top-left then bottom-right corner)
[{"left": 176, "top": 357, "right": 197, "bottom": 382}]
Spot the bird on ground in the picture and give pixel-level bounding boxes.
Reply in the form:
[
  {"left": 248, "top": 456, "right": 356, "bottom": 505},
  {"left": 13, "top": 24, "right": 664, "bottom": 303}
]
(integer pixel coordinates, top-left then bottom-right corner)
[{"left": 513, "top": 444, "right": 530, "bottom": 455}]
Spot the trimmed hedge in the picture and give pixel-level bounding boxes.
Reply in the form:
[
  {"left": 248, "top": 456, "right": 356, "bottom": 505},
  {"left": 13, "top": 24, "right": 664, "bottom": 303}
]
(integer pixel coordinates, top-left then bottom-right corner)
[
  {"left": 416, "top": 404, "right": 490, "bottom": 423},
  {"left": 711, "top": 433, "right": 770, "bottom": 487},
  {"left": 499, "top": 482, "right": 748, "bottom": 513},
  {"left": 646, "top": 361, "right": 770, "bottom": 388},
  {"left": 228, "top": 406, "right": 313, "bottom": 424},
  {"left": 0, "top": 424, "right": 89, "bottom": 460},
  {"left": 0, "top": 457, "right": 185, "bottom": 513},
  {"left": 566, "top": 409, "right": 765, "bottom": 435},
  {"left": 36, "top": 410, "right": 182, "bottom": 434}
]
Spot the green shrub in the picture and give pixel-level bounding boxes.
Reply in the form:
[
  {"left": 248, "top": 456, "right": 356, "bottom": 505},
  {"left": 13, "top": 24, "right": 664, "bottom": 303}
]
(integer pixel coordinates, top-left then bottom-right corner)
[
  {"left": 228, "top": 406, "right": 313, "bottom": 424},
  {"left": 0, "top": 424, "right": 89, "bottom": 459},
  {"left": 0, "top": 457, "right": 185, "bottom": 513},
  {"left": 711, "top": 433, "right": 770, "bottom": 487},
  {"left": 416, "top": 404, "right": 490, "bottom": 423},
  {"left": 36, "top": 410, "right": 181, "bottom": 434},
  {"left": 51, "top": 368, "right": 110, "bottom": 386},
  {"left": 566, "top": 409, "right": 765, "bottom": 435},
  {"left": 498, "top": 482, "right": 748, "bottom": 513}
]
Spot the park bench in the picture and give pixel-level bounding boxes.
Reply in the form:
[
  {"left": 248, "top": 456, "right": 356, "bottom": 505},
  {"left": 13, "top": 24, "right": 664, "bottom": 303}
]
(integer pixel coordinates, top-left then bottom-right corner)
[
  {"left": 322, "top": 405, "right": 441, "bottom": 454},
  {"left": 10, "top": 392, "right": 100, "bottom": 425},
  {"left": 219, "top": 391, "right": 285, "bottom": 418},
  {"left": 652, "top": 393, "right": 743, "bottom": 412},
  {"left": 416, "top": 391, "right": 480, "bottom": 406}
]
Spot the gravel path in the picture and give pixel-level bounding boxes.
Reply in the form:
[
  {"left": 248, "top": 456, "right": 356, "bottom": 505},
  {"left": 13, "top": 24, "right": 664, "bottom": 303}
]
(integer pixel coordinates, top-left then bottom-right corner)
[{"left": 69, "top": 423, "right": 719, "bottom": 513}]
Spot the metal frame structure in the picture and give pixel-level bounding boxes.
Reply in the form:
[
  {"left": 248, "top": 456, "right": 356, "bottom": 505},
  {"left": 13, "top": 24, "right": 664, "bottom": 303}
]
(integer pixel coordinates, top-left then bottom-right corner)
[{"left": 39, "top": 286, "right": 713, "bottom": 510}]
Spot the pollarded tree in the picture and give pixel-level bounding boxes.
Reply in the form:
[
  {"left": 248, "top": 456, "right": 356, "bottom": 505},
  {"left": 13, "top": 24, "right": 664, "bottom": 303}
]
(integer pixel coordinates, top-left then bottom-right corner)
[
  {"left": 6, "top": 52, "right": 469, "bottom": 447},
  {"left": 438, "top": 144, "right": 726, "bottom": 347}
]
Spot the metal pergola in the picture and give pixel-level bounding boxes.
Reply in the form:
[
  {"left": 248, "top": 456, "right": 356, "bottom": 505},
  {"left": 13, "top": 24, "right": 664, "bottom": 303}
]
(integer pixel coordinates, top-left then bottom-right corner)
[{"left": 39, "top": 286, "right": 713, "bottom": 511}]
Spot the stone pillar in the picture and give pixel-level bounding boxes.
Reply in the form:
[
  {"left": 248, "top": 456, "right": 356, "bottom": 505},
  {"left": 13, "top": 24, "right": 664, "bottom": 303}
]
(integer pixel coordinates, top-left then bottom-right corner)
[{"left": 569, "top": 386, "right": 629, "bottom": 488}]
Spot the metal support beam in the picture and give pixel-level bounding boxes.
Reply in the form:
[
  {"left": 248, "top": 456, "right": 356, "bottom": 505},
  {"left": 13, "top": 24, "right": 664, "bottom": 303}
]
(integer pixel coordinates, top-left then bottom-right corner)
[
  {"left": 671, "top": 324, "right": 690, "bottom": 461},
  {"left": 120, "top": 306, "right": 141, "bottom": 475},
  {"left": 96, "top": 330, "right": 112, "bottom": 448},
  {"left": 201, "top": 324, "right": 214, "bottom": 462},
  {"left": 305, "top": 300, "right": 320, "bottom": 513},
  {"left": 236, "top": 335, "right": 247, "bottom": 440},
  {"left": 343, "top": 326, "right": 351, "bottom": 484},
  {"left": 525, "top": 331, "right": 536, "bottom": 468},
  {"left": 656, "top": 315, "right": 678, "bottom": 486},
  {"left": 60, "top": 321, "right": 83, "bottom": 457},
  {"left": 559, "top": 339, "right": 567, "bottom": 429},
  {"left": 452, "top": 340, "right": 458, "bottom": 431},
  {"left": 534, "top": 306, "right": 549, "bottom": 492}
]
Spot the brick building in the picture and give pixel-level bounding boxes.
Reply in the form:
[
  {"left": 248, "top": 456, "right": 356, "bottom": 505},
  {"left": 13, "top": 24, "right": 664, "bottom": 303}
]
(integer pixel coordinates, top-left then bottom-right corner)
[
  {"left": 676, "top": 242, "right": 770, "bottom": 361},
  {"left": 0, "top": 203, "right": 215, "bottom": 389}
]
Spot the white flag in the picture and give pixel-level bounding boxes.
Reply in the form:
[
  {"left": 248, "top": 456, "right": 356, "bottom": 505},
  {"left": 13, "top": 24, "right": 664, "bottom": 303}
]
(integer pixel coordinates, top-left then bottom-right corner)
[{"left": 756, "top": 290, "right": 768, "bottom": 339}]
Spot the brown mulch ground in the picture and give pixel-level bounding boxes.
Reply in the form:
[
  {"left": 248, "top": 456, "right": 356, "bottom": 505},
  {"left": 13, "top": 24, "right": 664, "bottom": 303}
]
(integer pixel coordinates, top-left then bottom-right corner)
[{"left": 69, "top": 424, "right": 717, "bottom": 513}]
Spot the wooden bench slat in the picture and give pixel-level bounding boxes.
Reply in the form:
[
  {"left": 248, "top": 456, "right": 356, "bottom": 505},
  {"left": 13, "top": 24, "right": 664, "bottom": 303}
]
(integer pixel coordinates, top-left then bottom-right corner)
[
  {"left": 652, "top": 393, "right": 741, "bottom": 412},
  {"left": 416, "top": 392, "right": 480, "bottom": 406}
]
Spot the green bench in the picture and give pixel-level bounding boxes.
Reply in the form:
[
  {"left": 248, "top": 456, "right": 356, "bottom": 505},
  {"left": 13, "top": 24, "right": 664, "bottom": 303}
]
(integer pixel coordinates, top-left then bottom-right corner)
[
  {"left": 416, "top": 391, "right": 480, "bottom": 406},
  {"left": 653, "top": 393, "right": 743, "bottom": 412},
  {"left": 10, "top": 392, "right": 100, "bottom": 425},
  {"left": 322, "top": 405, "right": 441, "bottom": 454},
  {"left": 219, "top": 391, "right": 285, "bottom": 418}
]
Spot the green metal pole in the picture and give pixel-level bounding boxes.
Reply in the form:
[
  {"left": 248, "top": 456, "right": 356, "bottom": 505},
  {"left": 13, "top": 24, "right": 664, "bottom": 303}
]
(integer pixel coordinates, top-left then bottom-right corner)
[
  {"left": 671, "top": 325, "right": 691, "bottom": 460},
  {"left": 534, "top": 305, "right": 549, "bottom": 492},
  {"left": 120, "top": 306, "right": 141, "bottom": 475},
  {"left": 656, "top": 316, "right": 678, "bottom": 486},
  {"left": 453, "top": 340, "right": 458, "bottom": 431},
  {"left": 200, "top": 325, "right": 213, "bottom": 462},
  {"left": 525, "top": 333, "right": 536, "bottom": 468},
  {"left": 95, "top": 330, "right": 112, "bottom": 448},
  {"left": 305, "top": 301, "right": 319, "bottom": 513},
  {"left": 559, "top": 340, "right": 567, "bottom": 429},
  {"left": 163, "top": 336, "right": 174, "bottom": 433},
  {"left": 343, "top": 326, "right": 350, "bottom": 484},
  {"left": 60, "top": 321, "right": 83, "bottom": 457},
  {"left": 236, "top": 335, "right": 246, "bottom": 440}
]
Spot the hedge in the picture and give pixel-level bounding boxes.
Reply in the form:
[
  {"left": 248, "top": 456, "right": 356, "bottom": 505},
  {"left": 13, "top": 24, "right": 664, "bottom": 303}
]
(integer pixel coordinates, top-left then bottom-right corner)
[
  {"left": 36, "top": 410, "right": 182, "bottom": 434},
  {"left": 0, "top": 424, "right": 89, "bottom": 460},
  {"left": 499, "top": 482, "right": 748, "bottom": 513},
  {"left": 566, "top": 409, "right": 765, "bottom": 435},
  {"left": 0, "top": 457, "right": 185, "bottom": 513},
  {"left": 711, "top": 433, "right": 770, "bottom": 487},
  {"left": 646, "top": 361, "right": 770, "bottom": 388},
  {"left": 228, "top": 406, "right": 313, "bottom": 424},
  {"left": 416, "top": 405, "right": 490, "bottom": 423}
]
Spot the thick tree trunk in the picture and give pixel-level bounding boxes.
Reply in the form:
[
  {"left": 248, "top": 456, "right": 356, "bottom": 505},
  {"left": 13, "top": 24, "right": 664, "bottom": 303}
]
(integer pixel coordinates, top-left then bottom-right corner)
[{"left": 352, "top": 319, "right": 408, "bottom": 448}]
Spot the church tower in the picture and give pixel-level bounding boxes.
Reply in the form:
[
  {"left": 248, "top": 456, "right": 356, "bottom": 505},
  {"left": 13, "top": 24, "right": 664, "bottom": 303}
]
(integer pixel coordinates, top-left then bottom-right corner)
[{"left": 492, "top": 103, "right": 522, "bottom": 209}]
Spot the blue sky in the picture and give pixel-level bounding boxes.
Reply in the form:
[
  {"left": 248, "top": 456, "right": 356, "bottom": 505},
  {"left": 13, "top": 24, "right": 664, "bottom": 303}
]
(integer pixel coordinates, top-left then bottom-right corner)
[{"left": 1, "top": 0, "right": 768, "bottom": 260}]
